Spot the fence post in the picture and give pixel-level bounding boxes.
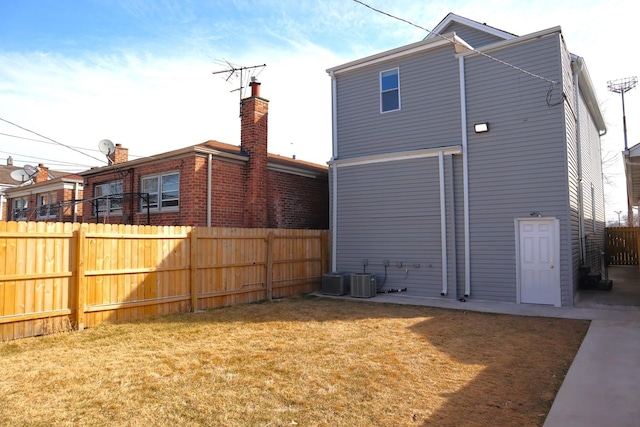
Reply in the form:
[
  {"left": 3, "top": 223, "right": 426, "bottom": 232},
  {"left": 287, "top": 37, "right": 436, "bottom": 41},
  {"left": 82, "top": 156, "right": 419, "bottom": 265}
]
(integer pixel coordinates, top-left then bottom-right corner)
[
  {"left": 75, "top": 225, "right": 86, "bottom": 331},
  {"left": 190, "top": 227, "right": 198, "bottom": 312},
  {"left": 266, "top": 231, "right": 274, "bottom": 301}
]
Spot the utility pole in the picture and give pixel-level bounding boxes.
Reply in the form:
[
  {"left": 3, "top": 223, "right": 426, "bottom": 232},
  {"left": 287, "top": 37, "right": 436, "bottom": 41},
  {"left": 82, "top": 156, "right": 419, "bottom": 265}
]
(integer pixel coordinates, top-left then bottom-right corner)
[{"left": 608, "top": 76, "right": 637, "bottom": 225}]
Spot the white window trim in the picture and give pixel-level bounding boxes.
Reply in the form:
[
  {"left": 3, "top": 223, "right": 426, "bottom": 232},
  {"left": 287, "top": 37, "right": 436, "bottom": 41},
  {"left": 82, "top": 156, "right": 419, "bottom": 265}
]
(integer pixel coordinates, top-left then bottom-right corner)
[
  {"left": 141, "top": 171, "right": 180, "bottom": 213},
  {"left": 94, "top": 180, "right": 124, "bottom": 216},
  {"left": 13, "top": 197, "right": 28, "bottom": 221},
  {"left": 380, "top": 67, "right": 401, "bottom": 114},
  {"left": 36, "top": 192, "right": 57, "bottom": 219}
]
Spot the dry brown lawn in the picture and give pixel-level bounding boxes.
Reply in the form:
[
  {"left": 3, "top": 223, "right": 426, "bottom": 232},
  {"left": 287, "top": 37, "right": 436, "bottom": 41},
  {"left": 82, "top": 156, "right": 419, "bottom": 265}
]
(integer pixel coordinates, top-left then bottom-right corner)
[{"left": 0, "top": 296, "right": 588, "bottom": 427}]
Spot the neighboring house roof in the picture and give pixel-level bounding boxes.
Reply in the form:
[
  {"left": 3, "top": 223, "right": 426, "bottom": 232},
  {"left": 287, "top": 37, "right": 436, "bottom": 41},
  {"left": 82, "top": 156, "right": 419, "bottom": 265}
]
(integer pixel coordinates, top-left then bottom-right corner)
[
  {"left": 79, "top": 140, "right": 328, "bottom": 179},
  {"left": 4, "top": 173, "right": 84, "bottom": 198},
  {"left": 0, "top": 165, "right": 24, "bottom": 186}
]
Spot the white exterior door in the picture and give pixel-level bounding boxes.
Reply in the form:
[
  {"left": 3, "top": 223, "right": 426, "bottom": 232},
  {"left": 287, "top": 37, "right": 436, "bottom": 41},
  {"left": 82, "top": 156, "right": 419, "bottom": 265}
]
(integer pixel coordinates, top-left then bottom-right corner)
[{"left": 517, "top": 219, "right": 561, "bottom": 306}]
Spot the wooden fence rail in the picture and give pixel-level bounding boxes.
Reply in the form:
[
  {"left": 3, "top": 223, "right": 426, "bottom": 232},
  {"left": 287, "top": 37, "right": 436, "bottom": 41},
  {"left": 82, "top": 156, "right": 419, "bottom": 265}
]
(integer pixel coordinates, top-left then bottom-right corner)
[
  {"left": 0, "top": 221, "right": 329, "bottom": 341},
  {"left": 606, "top": 227, "right": 640, "bottom": 266}
]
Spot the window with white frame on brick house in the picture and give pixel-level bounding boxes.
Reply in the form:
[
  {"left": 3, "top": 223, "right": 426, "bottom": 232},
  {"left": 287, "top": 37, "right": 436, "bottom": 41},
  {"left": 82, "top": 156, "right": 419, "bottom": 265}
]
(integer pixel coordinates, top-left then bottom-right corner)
[
  {"left": 12, "top": 197, "right": 28, "bottom": 221},
  {"left": 36, "top": 192, "right": 57, "bottom": 219},
  {"left": 141, "top": 172, "right": 179, "bottom": 211},
  {"left": 94, "top": 180, "right": 123, "bottom": 216}
]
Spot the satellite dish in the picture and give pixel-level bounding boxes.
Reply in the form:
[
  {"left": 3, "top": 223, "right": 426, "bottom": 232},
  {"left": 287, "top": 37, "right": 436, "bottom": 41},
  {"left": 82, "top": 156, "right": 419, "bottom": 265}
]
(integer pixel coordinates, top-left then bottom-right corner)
[
  {"left": 98, "top": 139, "right": 115, "bottom": 155},
  {"left": 23, "top": 164, "right": 38, "bottom": 177},
  {"left": 10, "top": 169, "right": 30, "bottom": 182}
]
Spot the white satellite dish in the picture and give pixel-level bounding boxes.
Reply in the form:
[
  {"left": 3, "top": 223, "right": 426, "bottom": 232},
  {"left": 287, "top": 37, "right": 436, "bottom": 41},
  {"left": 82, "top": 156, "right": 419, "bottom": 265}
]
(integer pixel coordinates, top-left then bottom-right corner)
[
  {"left": 98, "top": 139, "right": 115, "bottom": 155},
  {"left": 10, "top": 169, "right": 30, "bottom": 182},
  {"left": 23, "top": 164, "right": 38, "bottom": 177}
]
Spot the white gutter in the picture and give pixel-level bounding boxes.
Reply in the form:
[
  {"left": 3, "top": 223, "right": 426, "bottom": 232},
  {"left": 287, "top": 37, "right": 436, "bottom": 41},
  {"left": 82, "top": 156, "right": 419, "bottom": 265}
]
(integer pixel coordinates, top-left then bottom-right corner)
[
  {"left": 439, "top": 150, "right": 448, "bottom": 295},
  {"left": 330, "top": 70, "right": 338, "bottom": 272},
  {"left": 329, "top": 145, "right": 462, "bottom": 168},
  {"left": 459, "top": 56, "right": 471, "bottom": 297},
  {"left": 207, "top": 153, "right": 212, "bottom": 227}
]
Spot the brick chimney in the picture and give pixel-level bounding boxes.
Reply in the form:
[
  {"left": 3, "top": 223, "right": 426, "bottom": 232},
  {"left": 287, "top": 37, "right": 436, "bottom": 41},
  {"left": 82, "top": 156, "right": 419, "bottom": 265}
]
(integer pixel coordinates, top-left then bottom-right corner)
[
  {"left": 241, "top": 79, "right": 269, "bottom": 228},
  {"left": 108, "top": 143, "right": 129, "bottom": 164},
  {"left": 34, "top": 163, "right": 49, "bottom": 183}
]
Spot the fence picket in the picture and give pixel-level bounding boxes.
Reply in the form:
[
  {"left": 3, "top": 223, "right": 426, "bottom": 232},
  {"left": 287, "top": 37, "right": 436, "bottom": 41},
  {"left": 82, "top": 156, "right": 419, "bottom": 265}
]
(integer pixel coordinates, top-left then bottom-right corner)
[{"left": 0, "top": 221, "right": 328, "bottom": 341}]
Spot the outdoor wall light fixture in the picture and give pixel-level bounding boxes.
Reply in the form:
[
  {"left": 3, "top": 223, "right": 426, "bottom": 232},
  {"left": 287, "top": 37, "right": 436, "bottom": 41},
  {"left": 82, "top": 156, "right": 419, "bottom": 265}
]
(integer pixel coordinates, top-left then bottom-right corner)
[
  {"left": 530, "top": 211, "right": 543, "bottom": 217},
  {"left": 474, "top": 123, "right": 489, "bottom": 133}
]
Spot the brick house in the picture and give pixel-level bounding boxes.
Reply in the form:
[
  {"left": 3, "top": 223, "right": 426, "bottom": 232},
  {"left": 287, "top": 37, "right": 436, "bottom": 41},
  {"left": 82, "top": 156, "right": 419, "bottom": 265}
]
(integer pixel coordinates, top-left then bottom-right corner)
[
  {"left": 79, "top": 81, "right": 329, "bottom": 228},
  {"left": 3, "top": 162, "right": 84, "bottom": 222}
]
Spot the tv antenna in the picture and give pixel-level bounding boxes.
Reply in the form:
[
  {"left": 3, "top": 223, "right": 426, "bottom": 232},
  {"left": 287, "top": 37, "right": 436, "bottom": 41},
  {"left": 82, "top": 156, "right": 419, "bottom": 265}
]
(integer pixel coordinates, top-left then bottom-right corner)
[
  {"left": 212, "top": 61, "right": 266, "bottom": 115},
  {"left": 98, "top": 139, "right": 116, "bottom": 165}
]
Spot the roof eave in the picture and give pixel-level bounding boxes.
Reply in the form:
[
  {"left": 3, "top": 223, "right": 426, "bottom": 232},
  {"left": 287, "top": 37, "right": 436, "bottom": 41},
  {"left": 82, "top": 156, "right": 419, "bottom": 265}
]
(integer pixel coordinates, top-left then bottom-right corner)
[{"left": 326, "top": 32, "right": 469, "bottom": 75}]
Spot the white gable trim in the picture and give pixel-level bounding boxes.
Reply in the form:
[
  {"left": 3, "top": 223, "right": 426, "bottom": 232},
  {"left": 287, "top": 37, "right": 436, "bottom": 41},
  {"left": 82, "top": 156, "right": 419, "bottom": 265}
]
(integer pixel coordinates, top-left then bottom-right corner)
[
  {"left": 326, "top": 34, "right": 469, "bottom": 75},
  {"left": 426, "top": 13, "right": 516, "bottom": 42}
]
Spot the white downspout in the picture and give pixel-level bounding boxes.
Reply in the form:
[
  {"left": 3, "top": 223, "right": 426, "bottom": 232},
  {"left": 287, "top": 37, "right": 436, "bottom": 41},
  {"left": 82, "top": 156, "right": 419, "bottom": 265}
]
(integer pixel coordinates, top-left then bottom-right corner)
[
  {"left": 573, "top": 58, "right": 585, "bottom": 264},
  {"left": 459, "top": 57, "right": 471, "bottom": 297},
  {"left": 330, "top": 70, "right": 338, "bottom": 272},
  {"left": 439, "top": 150, "right": 448, "bottom": 295},
  {"left": 73, "top": 182, "right": 80, "bottom": 222},
  {"left": 207, "top": 153, "right": 212, "bottom": 227}
]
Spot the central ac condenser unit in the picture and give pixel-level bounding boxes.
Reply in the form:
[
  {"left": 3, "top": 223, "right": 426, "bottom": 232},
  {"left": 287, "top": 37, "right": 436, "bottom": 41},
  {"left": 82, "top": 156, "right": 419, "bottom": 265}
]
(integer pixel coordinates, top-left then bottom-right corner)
[
  {"left": 322, "top": 273, "right": 350, "bottom": 296},
  {"left": 350, "top": 273, "right": 377, "bottom": 298}
]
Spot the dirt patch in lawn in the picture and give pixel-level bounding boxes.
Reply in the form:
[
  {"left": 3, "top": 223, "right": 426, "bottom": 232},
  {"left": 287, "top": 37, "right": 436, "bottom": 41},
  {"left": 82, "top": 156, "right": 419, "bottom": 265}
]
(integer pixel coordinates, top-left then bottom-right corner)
[{"left": 0, "top": 297, "right": 588, "bottom": 426}]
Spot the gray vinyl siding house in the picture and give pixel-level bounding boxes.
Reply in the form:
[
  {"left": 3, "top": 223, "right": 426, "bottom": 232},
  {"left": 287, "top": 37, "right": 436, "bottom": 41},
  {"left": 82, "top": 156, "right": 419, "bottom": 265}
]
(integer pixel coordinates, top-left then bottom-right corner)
[{"left": 326, "top": 13, "right": 606, "bottom": 307}]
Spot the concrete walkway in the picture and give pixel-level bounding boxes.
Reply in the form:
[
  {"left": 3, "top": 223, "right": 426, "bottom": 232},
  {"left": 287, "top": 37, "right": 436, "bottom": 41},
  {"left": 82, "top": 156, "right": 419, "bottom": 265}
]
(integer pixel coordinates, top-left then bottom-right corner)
[{"left": 316, "top": 266, "right": 640, "bottom": 426}]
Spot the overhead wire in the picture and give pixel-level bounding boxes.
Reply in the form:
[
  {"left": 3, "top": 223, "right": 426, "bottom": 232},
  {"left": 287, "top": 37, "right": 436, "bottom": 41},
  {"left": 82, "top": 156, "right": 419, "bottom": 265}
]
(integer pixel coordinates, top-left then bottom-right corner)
[
  {"left": 0, "top": 117, "right": 108, "bottom": 165},
  {"left": 352, "top": 0, "right": 559, "bottom": 86}
]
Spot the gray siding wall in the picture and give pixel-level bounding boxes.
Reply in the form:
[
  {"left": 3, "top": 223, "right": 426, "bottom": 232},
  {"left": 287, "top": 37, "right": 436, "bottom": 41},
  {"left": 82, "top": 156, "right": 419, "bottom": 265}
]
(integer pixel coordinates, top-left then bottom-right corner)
[
  {"left": 335, "top": 45, "right": 461, "bottom": 160},
  {"left": 334, "top": 156, "right": 458, "bottom": 298},
  {"left": 441, "top": 22, "right": 508, "bottom": 48},
  {"left": 463, "top": 32, "right": 568, "bottom": 303},
  {"left": 578, "top": 87, "right": 607, "bottom": 269},
  {"left": 332, "top": 29, "right": 589, "bottom": 306}
]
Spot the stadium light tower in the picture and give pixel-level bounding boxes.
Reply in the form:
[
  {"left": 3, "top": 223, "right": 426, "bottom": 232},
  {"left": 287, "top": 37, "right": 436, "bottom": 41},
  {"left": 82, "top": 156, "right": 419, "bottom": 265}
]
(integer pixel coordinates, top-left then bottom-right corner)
[
  {"left": 608, "top": 76, "right": 637, "bottom": 151},
  {"left": 608, "top": 76, "right": 637, "bottom": 225}
]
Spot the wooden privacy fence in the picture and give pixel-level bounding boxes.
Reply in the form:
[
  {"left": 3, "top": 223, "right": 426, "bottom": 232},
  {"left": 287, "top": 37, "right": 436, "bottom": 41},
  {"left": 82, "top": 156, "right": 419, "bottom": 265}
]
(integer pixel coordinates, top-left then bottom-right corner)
[
  {"left": 0, "top": 221, "right": 329, "bottom": 341},
  {"left": 606, "top": 227, "right": 640, "bottom": 266}
]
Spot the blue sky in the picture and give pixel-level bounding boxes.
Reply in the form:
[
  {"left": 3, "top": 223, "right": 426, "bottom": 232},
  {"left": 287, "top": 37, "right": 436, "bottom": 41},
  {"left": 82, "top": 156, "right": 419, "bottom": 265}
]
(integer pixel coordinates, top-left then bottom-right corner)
[{"left": 0, "top": 0, "right": 638, "bottom": 220}]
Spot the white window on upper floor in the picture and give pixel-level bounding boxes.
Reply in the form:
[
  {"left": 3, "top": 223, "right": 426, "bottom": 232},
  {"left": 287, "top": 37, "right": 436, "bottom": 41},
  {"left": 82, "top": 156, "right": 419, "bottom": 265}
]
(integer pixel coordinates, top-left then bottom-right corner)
[
  {"left": 94, "top": 180, "right": 123, "bottom": 216},
  {"left": 141, "top": 172, "right": 179, "bottom": 212},
  {"left": 380, "top": 68, "right": 400, "bottom": 113}
]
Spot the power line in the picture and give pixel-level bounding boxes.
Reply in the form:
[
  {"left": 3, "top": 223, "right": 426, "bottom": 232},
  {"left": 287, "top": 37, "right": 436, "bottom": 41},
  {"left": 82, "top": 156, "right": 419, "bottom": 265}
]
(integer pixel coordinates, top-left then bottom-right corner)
[
  {"left": 0, "top": 151, "right": 93, "bottom": 168},
  {"left": 0, "top": 132, "right": 104, "bottom": 154},
  {"left": 352, "top": 0, "right": 558, "bottom": 86},
  {"left": 0, "top": 117, "right": 107, "bottom": 165}
]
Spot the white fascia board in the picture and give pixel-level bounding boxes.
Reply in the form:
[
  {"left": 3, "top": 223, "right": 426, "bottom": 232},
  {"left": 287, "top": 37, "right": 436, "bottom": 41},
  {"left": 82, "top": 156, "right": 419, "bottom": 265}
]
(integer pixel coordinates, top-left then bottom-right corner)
[
  {"left": 571, "top": 56, "right": 607, "bottom": 135},
  {"left": 426, "top": 13, "right": 517, "bottom": 42},
  {"left": 326, "top": 33, "right": 464, "bottom": 75},
  {"left": 5, "top": 179, "right": 83, "bottom": 197},
  {"left": 456, "top": 26, "right": 562, "bottom": 59},
  {"left": 329, "top": 145, "right": 462, "bottom": 168}
]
